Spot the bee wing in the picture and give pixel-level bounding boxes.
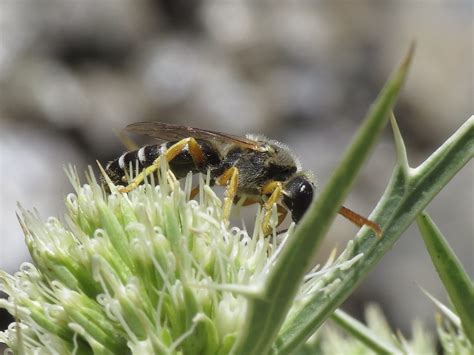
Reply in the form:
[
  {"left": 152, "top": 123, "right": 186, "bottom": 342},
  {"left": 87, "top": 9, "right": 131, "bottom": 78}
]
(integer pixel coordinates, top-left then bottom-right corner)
[{"left": 125, "top": 122, "right": 262, "bottom": 150}]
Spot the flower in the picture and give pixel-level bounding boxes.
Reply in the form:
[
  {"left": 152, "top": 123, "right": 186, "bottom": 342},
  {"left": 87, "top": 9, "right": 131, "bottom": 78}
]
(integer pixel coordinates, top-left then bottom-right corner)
[{"left": 0, "top": 164, "right": 362, "bottom": 354}]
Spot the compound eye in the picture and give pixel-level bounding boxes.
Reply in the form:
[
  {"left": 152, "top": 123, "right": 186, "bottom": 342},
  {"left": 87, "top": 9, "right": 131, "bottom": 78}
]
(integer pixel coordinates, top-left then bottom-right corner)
[
  {"left": 298, "top": 180, "right": 312, "bottom": 194},
  {"left": 282, "top": 176, "right": 314, "bottom": 223}
]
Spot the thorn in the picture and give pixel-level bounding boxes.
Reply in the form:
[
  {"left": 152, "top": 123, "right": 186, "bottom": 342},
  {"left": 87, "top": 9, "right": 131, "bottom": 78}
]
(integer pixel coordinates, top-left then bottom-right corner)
[
  {"left": 401, "top": 41, "right": 416, "bottom": 71},
  {"left": 390, "top": 112, "right": 410, "bottom": 177}
]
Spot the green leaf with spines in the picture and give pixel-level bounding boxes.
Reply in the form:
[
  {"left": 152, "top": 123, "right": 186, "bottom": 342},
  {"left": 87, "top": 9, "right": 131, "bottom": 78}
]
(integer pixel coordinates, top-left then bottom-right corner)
[
  {"left": 416, "top": 212, "right": 474, "bottom": 344},
  {"left": 232, "top": 44, "right": 415, "bottom": 355},
  {"left": 273, "top": 114, "right": 473, "bottom": 353},
  {"left": 330, "top": 309, "right": 399, "bottom": 354}
]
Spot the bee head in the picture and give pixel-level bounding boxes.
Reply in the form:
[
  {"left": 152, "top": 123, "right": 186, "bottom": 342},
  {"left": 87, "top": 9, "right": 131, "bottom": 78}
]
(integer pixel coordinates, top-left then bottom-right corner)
[{"left": 282, "top": 173, "right": 315, "bottom": 223}]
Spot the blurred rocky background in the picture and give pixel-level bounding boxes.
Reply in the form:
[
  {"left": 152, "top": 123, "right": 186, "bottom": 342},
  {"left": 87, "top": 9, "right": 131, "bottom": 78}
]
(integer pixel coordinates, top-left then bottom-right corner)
[{"left": 0, "top": 0, "right": 472, "bottom": 339}]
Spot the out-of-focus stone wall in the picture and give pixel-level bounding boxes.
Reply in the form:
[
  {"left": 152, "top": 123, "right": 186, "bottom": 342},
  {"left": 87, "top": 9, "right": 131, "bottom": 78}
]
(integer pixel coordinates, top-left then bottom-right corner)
[{"left": 0, "top": 0, "right": 472, "bottom": 334}]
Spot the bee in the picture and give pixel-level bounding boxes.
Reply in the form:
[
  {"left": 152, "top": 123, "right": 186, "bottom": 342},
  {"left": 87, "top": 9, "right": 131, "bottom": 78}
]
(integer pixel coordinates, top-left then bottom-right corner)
[{"left": 104, "top": 122, "right": 381, "bottom": 236}]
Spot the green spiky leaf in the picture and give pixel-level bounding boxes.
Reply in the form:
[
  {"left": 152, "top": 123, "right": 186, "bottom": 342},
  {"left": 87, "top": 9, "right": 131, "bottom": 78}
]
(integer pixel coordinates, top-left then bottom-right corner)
[
  {"left": 232, "top": 43, "right": 415, "bottom": 355},
  {"left": 273, "top": 116, "right": 473, "bottom": 352},
  {"left": 417, "top": 212, "right": 474, "bottom": 343}
]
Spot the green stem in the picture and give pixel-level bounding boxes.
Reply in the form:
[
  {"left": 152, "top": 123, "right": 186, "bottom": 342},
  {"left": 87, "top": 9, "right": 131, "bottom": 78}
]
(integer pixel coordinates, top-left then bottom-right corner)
[
  {"left": 232, "top": 44, "right": 415, "bottom": 355},
  {"left": 274, "top": 116, "right": 473, "bottom": 353}
]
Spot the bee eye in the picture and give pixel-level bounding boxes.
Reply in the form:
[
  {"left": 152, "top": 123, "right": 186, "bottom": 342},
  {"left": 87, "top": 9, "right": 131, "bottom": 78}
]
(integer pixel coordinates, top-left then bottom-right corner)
[{"left": 282, "top": 176, "right": 314, "bottom": 222}]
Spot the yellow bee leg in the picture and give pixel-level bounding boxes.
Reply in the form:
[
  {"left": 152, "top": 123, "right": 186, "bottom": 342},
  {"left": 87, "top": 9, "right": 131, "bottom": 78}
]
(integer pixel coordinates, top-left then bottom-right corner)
[
  {"left": 118, "top": 137, "right": 205, "bottom": 193},
  {"left": 261, "top": 181, "right": 283, "bottom": 235},
  {"left": 216, "top": 167, "right": 239, "bottom": 221},
  {"left": 186, "top": 137, "right": 206, "bottom": 166}
]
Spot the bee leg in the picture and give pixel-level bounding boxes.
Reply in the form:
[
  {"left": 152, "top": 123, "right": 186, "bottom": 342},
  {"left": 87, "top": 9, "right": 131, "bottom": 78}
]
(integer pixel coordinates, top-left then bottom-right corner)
[
  {"left": 189, "top": 186, "right": 200, "bottom": 199},
  {"left": 276, "top": 204, "right": 288, "bottom": 227},
  {"left": 239, "top": 197, "right": 261, "bottom": 206},
  {"left": 216, "top": 167, "right": 239, "bottom": 221},
  {"left": 339, "top": 206, "right": 383, "bottom": 238},
  {"left": 261, "top": 181, "right": 283, "bottom": 235},
  {"left": 245, "top": 194, "right": 287, "bottom": 228},
  {"left": 118, "top": 137, "right": 206, "bottom": 193}
]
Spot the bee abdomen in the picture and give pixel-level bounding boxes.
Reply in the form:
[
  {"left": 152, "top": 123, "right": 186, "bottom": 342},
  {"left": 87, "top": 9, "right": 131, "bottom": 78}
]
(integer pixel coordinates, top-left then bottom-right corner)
[
  {"left": 105, "top": 145, "right": 164, "bottom": 185},
  {"left": 104, "top": 142, "right": 208, "bottom": 185}
]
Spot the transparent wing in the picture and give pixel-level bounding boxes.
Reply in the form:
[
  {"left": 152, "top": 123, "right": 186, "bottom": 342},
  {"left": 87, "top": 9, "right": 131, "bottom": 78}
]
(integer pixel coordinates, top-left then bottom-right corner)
[{"left": 125, "top": 122, "right": 262, "bottom": 150}]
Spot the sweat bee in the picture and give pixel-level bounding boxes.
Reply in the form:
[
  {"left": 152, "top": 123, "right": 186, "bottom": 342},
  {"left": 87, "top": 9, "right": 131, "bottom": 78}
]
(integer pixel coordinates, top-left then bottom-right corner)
[{"left": 104, "top": 122, "right": 381, "bottom": 236}]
